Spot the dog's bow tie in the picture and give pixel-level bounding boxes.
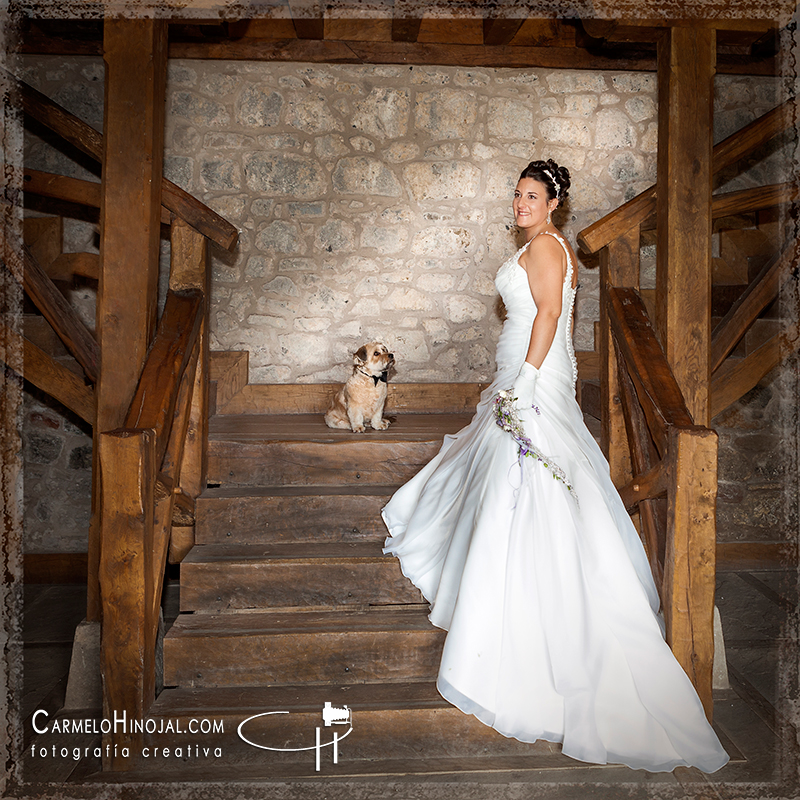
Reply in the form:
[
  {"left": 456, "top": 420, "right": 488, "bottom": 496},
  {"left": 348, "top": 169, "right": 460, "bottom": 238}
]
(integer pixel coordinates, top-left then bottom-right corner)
[{"left": 373, "top": 371, "right": 389, "bottom": 386}]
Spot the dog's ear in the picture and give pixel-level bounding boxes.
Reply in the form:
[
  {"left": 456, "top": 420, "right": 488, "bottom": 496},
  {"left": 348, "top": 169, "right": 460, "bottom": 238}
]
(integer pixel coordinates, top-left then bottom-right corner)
[{"left": 353, "top": 346, "right": 368, "bottom": 365}]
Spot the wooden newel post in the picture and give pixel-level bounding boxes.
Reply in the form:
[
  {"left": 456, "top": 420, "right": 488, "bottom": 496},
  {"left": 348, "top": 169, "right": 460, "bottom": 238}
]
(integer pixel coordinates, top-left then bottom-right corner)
[
  {"left": 99, "top": 428, "right": 156, "bottom": 770},
  {"left": 663, "top": 426, "right": 718, "bottom": 720}
]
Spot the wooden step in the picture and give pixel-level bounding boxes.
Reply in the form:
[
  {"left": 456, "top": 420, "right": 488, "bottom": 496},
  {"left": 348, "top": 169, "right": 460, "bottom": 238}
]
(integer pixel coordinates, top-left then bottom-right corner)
[
  {"left": 207, "top": 413, "right": 469, "bottom": 487},
  {"left": 163, "top": 606, "right": 444, "bottom": 688},
  {"left": 144, "top": 682, "right": 555, "bottom": 767},
  {"left": 180, "top": 542, "right": 423, "bottom": 612},
  {"left": 195, "top": 485, "right": 394, "bottom": 544}
]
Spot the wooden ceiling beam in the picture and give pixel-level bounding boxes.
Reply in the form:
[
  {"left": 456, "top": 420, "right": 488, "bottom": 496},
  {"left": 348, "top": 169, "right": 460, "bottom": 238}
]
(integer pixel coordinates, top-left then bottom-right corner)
[
  {"left": 392, "top": 0, "right": 421, "bottom": 43},
  {"left": 288, "top": 1, "right": 324, "bottom": 39},
  {"left": 482, "top": 18, "right": 525, "bottom": 47}
]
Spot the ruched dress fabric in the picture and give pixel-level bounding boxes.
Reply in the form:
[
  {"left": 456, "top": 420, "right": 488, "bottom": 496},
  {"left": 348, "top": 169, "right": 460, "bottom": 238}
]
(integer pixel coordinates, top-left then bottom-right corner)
[{"left": 382, "top": 232, "right": 729, "bottom": 773}]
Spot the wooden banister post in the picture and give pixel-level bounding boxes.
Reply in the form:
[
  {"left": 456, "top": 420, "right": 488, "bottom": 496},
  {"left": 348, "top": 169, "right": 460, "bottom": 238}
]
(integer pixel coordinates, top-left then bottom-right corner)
[
  {"left": 98, "top": 428, "right": 156, "bottom": 770},
  {"left": 655, "top": 26, "right": 715, "bottom": 426},
  {"left": 663, "top": 426, "right": 718, "bottom": 720},
  {"left": 90, "top": 18, "right": 167, "bottom": 626},
  {"left": 599, "top": 227, "right": 640, "bottom": 486}
]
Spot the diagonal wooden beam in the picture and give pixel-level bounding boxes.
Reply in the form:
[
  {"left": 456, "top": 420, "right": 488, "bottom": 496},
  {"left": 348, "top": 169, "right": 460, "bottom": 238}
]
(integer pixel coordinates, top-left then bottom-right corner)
[
  {"left": 16, "top": 76, "right": 237, "bottom": 250},
  {"left": 710, "top": 324, "right": 797, "bottom": 418},
  {"left": 578, "top": 98, "right": 795, "bottom": 254},
  {"left": 711, "top": 237, "right": 799, "bottom": 372},
  {"left": 0, "top": 317, "right": 95, "bottom": 423},
  {"left": 4, "top": 244, "right": 99, "bottom": 382}
]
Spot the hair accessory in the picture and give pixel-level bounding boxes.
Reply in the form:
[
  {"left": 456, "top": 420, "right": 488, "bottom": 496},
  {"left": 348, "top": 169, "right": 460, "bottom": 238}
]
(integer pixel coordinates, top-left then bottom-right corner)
[{"left": 542, "top": 168, "right": 560, "bottom": 199}]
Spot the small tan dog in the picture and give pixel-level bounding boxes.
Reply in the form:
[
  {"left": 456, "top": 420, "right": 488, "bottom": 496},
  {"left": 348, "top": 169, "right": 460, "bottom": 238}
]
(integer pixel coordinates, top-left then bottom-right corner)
[{"left": 325, "top": 343, "right": 394, "bottom": 433}]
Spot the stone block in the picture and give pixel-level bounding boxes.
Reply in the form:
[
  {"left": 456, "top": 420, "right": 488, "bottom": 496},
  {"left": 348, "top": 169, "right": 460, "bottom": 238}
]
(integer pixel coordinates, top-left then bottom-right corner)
[
  {"left": 255, "top": 221, "right": 305, "bottom": 254},
  {"left": 332, "top": 157, "right": 401, "bottom": 197},
  {"left": 235, "top": 85, "right": 282, "bottom": 127},
  {"left": 446, "top": 296, "right": 487, "bottom": 323},
  {"left": 487, "top": 97, "right": 534, "bottom": 139},
  {"left": 404, "top": 161, "right": 480, "bottom": 202},
  {"left": 200, "top": 73, "right": 240, "bottom": 97},
  {"left": 546, "top": 72, "right": 607, "bottom": 94},
  {"left": 171, "top": 91, "right": 230, "bottom": 127},
  {"left": 625, "top": 96, "right": 656, "bottom": 123},
  {"left": 352, "top": 88, "right": 410, "bottom": 140},
  {"left": 244, "top": 153, "right": 327, "bottom": 198},
  {"left": 414, "top": 89, "right": 478, "bottom": 139},
  {"left": 315, "top": 219, "right": 357, "bottom": 253},
  {"left": 200, "top": 159, "right": 241, "bottom": 191},
  {"left": 412, "top": 227, "right": 476, "bottom": 257},
  {"left": 286, "top": 92, "right": 340, "bottom": 133},
  {"left": 314, "top": 134, "right": 349, "bottom": 160},
  {"left": 360, "top": 226, "right": 409, "bottom": 254},
  {"left": 539, "top": 118, "right": 591, "bottom": 148}
]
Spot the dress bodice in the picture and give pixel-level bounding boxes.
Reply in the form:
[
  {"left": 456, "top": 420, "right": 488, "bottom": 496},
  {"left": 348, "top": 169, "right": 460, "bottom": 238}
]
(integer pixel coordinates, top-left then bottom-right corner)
[{"left": 492, "top": 231, "right": 578, "bottom": 391}]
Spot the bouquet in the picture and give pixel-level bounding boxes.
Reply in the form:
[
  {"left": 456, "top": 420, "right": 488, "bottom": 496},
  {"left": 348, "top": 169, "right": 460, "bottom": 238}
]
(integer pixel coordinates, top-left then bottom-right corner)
[{"left": 492, "top": 390, "right": 579, "bottom": 505}]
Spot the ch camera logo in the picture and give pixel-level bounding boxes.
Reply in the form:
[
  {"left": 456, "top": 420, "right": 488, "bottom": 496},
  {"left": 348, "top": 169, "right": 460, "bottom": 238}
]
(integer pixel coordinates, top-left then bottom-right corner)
[{"left": 237, "top": 702, "right": 353, "bottom": 771}]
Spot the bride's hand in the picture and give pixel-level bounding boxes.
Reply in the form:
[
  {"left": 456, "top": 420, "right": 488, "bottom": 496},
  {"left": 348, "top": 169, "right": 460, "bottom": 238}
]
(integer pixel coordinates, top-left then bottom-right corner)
[{"left": 512, "top": 362, "right": 539, "bottom": 410}]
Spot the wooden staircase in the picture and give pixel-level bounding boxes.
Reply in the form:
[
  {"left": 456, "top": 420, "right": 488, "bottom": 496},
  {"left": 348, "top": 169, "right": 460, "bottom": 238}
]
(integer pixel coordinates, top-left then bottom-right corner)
[{"left": 147, "top": 369, "right": 586, "bottom": 779}]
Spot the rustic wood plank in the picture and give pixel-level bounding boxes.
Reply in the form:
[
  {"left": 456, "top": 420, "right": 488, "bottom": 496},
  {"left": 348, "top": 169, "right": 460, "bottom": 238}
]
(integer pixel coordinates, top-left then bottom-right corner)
[
  {"left": 655, "top": 27, "right": 715, "bottom": 426},
  {"left": 47, "top": 252, "right": 99, "bottom": 282},
  {"left": 23, "top": 552, "right": 88, "bottom": 584},
  {"left": 209, "top": 350, "right": 248, "bottom": 412},
  {"left": 195, "top": 486, "right": 394, "bottom": 545},
  {"left": 617, "top": 460, "right": 668, "bottom": 512},
  {"left": 710, "top": 329, "right": 787, "bottom": 418},
  {"left": 23, "top": 169, "right": 101, "bottom": 208},
  {"left": 124, "top": 289, "right": 203, "bottom": 468},
  {"left": 716, "top": 541, "right": 797, "bottom": 572},
  {"left": 23, "top": 215, "right": 61, "bottom": 271},
  {"left": 17, "top": 77, "right": 237, "bottom": 249},
  {"left": 607, "top": 288, "right": 694, "bottom": 455},
  {"left": 168, "top": 525, "right": 195, "bottom": 565},
  {"left": 391, "top": 14, "right": 422, "bottom": 43},
  {"left": 0, "top": 318, "right": 94, "bottom": 422},
  {"left": 483, "top": 18, "right": 525, "bottom": 46},
  {"left": 599, "top": 228, "right": 639, "bottom": 484},
  {"left": 163, "top": 607, "right": 444, "bottom": 688},
  {"left": 99, "top": 428, "right": 155, "bottom": 769},
  {"left": 98, "top": 19, "right": 167, "bottom": 431},
  {"left": 180, "top": 543, "right": 423, "bottom": 611},
  {"left": 169, "top": 220, "right": 209, "bottom": 498},
  {"left": 168, "top": 38, "right": 656, "bottom": 71},
  {"left": 208, "top": 439, "right": 445, "bottom": 487},
  {"left": 712, "top": 182, "right": 798, "bottom": 220},
  {"left": 19, "top": 244, "right": 99, "bottom": 381},
  {"left": 615, "top": 345, "right": 666, "bottom": 591},
  {"left": 712, "top": 98, "right": 795, "bottom": 174},
  {"left": 577, "top": 189, "right": 656, "bottom": 255},
  {"left": 663, "top": 426, "right": 718, "bottom": 720},
  {"left": 217, "top": 383, "right": 488, "bottom": 415},
  {"left": 711, "top": 237, "right": 798, "bottom": 372}
]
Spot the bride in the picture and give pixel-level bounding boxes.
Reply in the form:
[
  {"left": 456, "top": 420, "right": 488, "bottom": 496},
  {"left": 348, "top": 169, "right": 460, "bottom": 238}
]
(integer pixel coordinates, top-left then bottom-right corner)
[{"left": 382, "top": 159, "right": 729, "bottom": 773}]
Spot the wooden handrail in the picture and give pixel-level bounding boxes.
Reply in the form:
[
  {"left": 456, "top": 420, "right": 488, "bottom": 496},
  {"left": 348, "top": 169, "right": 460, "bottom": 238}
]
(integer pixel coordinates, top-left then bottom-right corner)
[
  {"left": 578, "top": 98, "right": 796, "bottom": 253},
  {"left": 17, "top": 76, "right": 238, "bottom": 251},
  {"left": 606, "top": 288, "right": 694, "bottom": 455},
  {"left": 124, "top": 289, "right": 204, "bottom": 468},
  {"left": 711, "top": 236, "right": 798, "bottom": 372},
  {"left": 709, "top": 181, "right": 798, "bottom": 219}
]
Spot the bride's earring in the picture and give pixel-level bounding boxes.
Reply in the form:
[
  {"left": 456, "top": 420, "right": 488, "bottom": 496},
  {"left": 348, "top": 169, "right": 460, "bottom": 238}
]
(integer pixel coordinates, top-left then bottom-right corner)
[{"left": 546, "top": 209, "right": 552, "bottom": 225}]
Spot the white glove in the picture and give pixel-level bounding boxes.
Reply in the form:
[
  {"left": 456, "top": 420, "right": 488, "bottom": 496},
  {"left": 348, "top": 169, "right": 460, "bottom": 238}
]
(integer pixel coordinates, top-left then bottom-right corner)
[{"left": 512, "top": 361, "right": 539, "bottom": 410}]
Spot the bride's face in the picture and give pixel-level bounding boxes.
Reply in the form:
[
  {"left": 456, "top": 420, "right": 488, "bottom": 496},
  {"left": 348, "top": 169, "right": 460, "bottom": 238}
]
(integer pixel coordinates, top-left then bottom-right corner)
[{"left": 513, "top": 178, "right": 557, "bottom": 232}]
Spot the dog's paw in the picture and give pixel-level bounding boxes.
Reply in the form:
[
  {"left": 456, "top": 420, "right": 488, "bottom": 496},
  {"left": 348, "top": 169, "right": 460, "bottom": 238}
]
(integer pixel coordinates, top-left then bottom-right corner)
[
  {"left": 371, "top": 418, "right": 390, "bottom": 430},
  {"left": 351, "top": 424, "right": 366, "bottom": 433}
]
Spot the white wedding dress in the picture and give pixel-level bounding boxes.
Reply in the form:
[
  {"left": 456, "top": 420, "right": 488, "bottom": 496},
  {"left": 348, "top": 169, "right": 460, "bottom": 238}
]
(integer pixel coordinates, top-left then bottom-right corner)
[{"left": 382, "top": 232, "right": 729, "bottom": 773}]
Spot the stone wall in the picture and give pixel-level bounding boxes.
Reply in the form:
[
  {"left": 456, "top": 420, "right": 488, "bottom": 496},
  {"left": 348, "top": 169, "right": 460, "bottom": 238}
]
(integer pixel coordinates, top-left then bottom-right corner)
[{"left": 19, "top": 55, "right": 791, "bottom": 552}]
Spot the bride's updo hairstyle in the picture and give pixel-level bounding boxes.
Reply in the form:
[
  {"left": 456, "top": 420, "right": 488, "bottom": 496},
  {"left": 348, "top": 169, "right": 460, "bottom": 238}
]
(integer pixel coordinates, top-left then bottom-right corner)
[{"left": 518, "top": 159, "right": 570, "bottom": 206}]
